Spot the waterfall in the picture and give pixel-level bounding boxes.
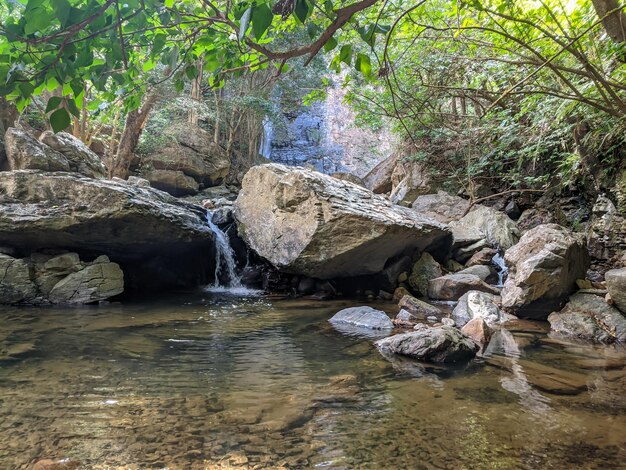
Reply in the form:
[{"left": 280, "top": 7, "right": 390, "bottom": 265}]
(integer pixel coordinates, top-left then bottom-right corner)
[
  {"left": 206, "top": 211, "right": 241, "bottom": 288},
  {"left": 492, "top": 252, "right": 508, "bottom": 287},
  {"left": 259, "top": 118, "right": 273, "bottom": 158}
]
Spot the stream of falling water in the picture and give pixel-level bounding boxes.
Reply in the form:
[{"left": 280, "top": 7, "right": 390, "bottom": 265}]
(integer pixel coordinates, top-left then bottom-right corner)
[{"left": 206, "top": 211, "right": 241, "bottom": 289}]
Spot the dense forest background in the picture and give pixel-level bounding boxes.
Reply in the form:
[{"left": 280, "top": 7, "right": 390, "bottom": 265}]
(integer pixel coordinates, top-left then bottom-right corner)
[{"left": 1, "top": 0, "right": 625, "bottom": 212}]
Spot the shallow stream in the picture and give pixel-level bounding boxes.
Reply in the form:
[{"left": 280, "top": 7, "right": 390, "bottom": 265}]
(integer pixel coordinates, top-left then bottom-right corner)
[{"left": 1, "top": 293, "right": 625, "bottom": 469}]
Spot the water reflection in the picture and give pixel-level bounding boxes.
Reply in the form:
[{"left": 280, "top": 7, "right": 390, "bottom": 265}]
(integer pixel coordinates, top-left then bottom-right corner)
[{"left": 0, "top": 294, "right": 624, "bottom": 468}]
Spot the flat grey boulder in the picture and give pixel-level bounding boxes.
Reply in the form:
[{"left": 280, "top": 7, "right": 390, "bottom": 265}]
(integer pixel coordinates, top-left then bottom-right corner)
[
  {"left": 0, "top": 171, "right": 211, "bottom": 260},
  {"left": 605, "top": 268, "right": 626, "bottom": 314},
  {"left": 548, "top": 293, "right": 626, "bottom": 343},
  {"left": 329, "top": 306, "right": 393, "bottom": 330},
  {"left": 375, "top": 325, "right": 479, "bottom": 363},
  {"left": 48, "top": 258, "right": 124, "bottom": 304},
  {"left": 235, "top": 164, "right": 451, "bottom": 279},
  {"left": 501, "top": 224, "right": 589, "bottom": 318}
]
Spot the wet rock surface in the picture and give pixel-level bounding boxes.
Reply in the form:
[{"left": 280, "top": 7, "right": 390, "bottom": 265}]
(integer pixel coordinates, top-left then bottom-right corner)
[
  {"left": 376, "top": 325, "right": 479, "bottom": 363},
  {"left": 235, "top": 164, "right": 451, "bottom": 279},
  {"left": 452, "top": 291, "right": 514, "bottom": 328}
]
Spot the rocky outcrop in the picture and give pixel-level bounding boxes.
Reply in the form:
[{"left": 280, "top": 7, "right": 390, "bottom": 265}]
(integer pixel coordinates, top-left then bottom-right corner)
[
  {"left": 331, "top": 172, "right": 365, "bottom": 186},
  {"left": 501, "top": 224, "right": 589, "bottom": 318},
  {"left": 235, "top": 164, "right": 451, "bottom": 279},
  {"left": 0, "top": 171, "right": 213, "bottom": 289},
  {"left": 0, "top": 252, "right": 123, "bottom": 304},
  {"left": 144, "top": 169, "right": 199, "bottom": 196},
  {"left": 140, "top": 124, "right": 230, "bottom": 195},
  {"left": 452, "top": 291, "right": 514, "bottom": 328},
  {"left": 39, "top": 131, "right": 107, "bottom": 178},
  {"left": 375, "top": 325, "right": 479, "bottom": 363},
  {"left": 427, "top": 273, "right": 499, "bottom": 301},
  {"left": 605, "top": 268, "right": 626, "bottom": 313},
  {"left": 329, "top": 306, "right": 393, "bottom": 330},
  {"left": 548, "top": 293, "right": 626, "bottom": 343},
  {"left": 412, "top": 191, "right": 519, "bottom": 260},
  {"left": 4, "top": 128, "right": 70, "bottom": 172}
]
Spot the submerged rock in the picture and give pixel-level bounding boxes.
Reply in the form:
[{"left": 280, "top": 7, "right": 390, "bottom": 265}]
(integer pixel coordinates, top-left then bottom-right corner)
[
  {"left": 501, "top": 224, "right": 589, "bottom": 318},
  {"left": 329, "top": 306, "right": 393, "bottom": 330},
  {"left": 605, "top": 268, "right": 626, "bottom": 313},
  {"left": 427, "top": 273, "right": 499, "bottom": 301},
  {"left": 375, "top": 325, "right": 479, "bottom": 363},
  {"left": 235, "top": 164, "right": 451, "bottom": 279},
  {"left": 548, "top": 293, "right": 626, "bottom": 343}
]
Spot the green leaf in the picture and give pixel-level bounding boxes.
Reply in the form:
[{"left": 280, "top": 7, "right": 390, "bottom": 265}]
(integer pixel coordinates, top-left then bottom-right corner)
[
  {"left": 294, "top": 0, "right": 310, "bottom": 23},
  {"left": 50, "top": 108, "right": 71, "bottom": 133},
  {"left": 52, "top": 0, "right": 71, "bottom": 26},
  {"left": 45, "top": 96, "right": 63, "bottom": 112},
  {"left": 66, "top": 98, "right": 80, "bottom": 118},
  {"left": 239, "top": 7, "right": 252, "bottom": 41},
  {"left": 355, "top": 53, "right": 371, "bottom": 76},
  {"left": 323, "top": 36, "right": 338, "bottom": 52},
  {"left": 185, "top": 64, "right": 199, "bottom": 80},
  {"left": 339, "top": 44, "right": 352, "bottom": 65},
  {"left": 252, "top": 3, "right": 273, "bottom": 39},
  {"left": 164, "top": 0, "right": 174, "bottom": 7}
]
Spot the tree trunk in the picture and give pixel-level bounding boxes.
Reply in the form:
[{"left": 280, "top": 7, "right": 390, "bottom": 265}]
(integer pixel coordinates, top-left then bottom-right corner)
[
  {"left": 592, "top": 0, "right": 626, "bottom": 43},
  {"left": 188, "top": 57, "right": 204, "bottom": 125},
  {"left": 110, "top": 92, "right": 159, "bottom": 179}
]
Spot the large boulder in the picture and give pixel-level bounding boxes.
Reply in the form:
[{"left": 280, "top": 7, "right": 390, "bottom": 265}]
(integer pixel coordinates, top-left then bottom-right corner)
[
  {"left": 408, "top": 252, "right": 442, "bottom": 297},
  {"left": 48, "top": 256, "right": 123, "bottom": 304},
  {"left": 501, "top": 224, "right": 589, "bottom": 318},
  {"left": 389, "top": 161, "right": 431, "bottom": 206},
  {"left": 0, "top": 253, "right": 37, "bottom": 303},
  {"left": 548, "top": 293, "right": 626, "bottom": 343},
  {"left": 141, "top": 124, "right": 230, "bottom": 189},
  {"left": 427, "top": 273, "right": 499, "bottom": 301},
  {"left": 449, "top": 205, "right": 520, "bottom": 251},
  {"left": 0, "top": 171, "right": 212, "bottom": 288},
  {"left": 362, "top": 154, "right": 397, "bottom": 194},
  {"left": 39, "top": 131, "right": 107, "bottom": 178},
  {"left": 144, "top": 169, "right": 200, "bottom": 196},
  {"left": 605, "top": 268, "right": 626, "bottom": 313},
  {"left": 452, "top": 291, "right": 514, "bottom": 328},
  {"left": 411, "top": 191, "right": 471, "bottom": 224},
  {"left": 235, "top": 164, "right": 451, "bottom": 279},
  {"left": 398, "top": 294, "right": 442, "bottom": 319},
  {"left": 375, "top": 325, "right": 479, "bottom": 363},
  {"left": 4, "top": 128, "right": 70, "bottom": 172},
  {"left": 329, "top": 306, "right": 393, "bottom": 330}
]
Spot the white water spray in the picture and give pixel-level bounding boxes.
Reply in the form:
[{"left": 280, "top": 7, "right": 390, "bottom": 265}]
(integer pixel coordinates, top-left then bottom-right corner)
[
  {"left": 206, "top": 211, "right": 241, "bottom": 288},
  {"left": 492, "top": 252, "right": 508, "bottom": 287}
]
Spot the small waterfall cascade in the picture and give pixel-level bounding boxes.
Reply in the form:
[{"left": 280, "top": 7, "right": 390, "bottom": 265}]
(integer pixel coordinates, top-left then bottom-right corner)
[
  {"left": 206, "top": 211, "right": 241, "bottom": 288},
  {"left": 259, "top": 118, "right": 273, "bottom": 158},
  {"left": 492, "top": 252, "right": 508, "bottom": 287}
]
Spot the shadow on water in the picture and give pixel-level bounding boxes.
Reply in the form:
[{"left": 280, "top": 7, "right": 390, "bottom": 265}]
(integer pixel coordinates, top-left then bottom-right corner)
[{"left": 0, "top": 292, "right": 625, "bottom": 468}]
